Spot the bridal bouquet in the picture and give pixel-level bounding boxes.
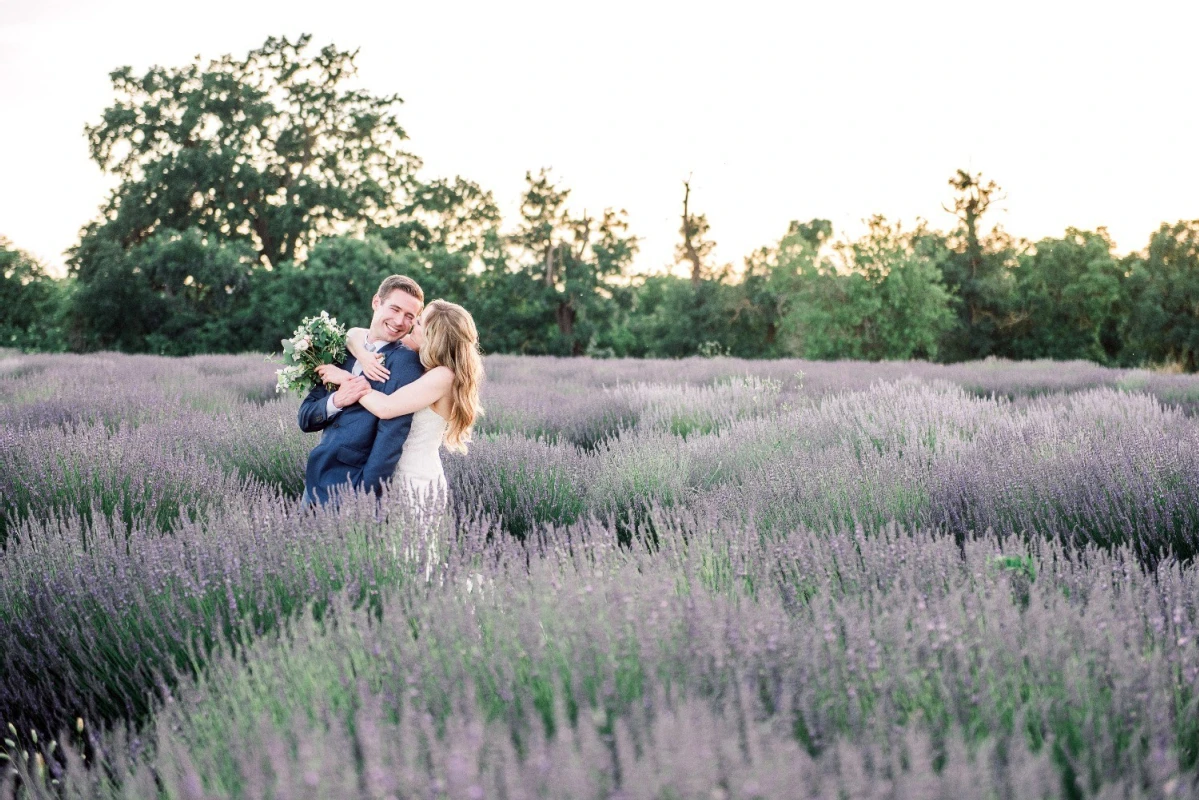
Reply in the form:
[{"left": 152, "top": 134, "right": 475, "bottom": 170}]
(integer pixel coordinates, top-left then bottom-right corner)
[{"left": 275, "top": 311, "right": 348, "bottom": 394}]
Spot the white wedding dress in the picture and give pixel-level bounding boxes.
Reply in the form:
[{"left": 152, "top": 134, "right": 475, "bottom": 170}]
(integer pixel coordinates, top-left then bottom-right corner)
[
  {"left": 394, "top": 406, "right": 449, "bottom": 583},
  {"left": 395, "top": 406, "right": 449, "bottom": 506}
]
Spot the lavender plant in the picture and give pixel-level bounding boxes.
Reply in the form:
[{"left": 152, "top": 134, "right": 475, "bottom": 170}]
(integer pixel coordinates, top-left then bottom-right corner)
[
  {"left": 0, "top": 488, "right": 472, "bottom": 735},
  {"left": 3, "top": 351, "right": 1199, "bottom": 798},
  {"left": 6, "top": 515, "right": 1195, "bottom": 798},
  {"left": 0, "top": 420, "right": 244, "bottom": 545}
]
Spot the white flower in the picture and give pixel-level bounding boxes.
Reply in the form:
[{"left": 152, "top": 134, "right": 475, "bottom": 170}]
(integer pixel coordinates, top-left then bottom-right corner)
[{"left": 294, "top": 338, "right": 310, "bottom": 352}]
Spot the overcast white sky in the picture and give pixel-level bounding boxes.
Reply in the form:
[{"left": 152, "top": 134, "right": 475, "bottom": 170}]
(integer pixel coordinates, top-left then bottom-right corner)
[{"left": 2, "top": 0, "right": 1197, "bottom": 277}]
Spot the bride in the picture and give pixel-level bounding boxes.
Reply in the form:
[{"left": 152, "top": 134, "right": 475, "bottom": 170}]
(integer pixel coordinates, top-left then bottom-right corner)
[{"left": 316, "top": 299, "right": 484, "bottom": 503}]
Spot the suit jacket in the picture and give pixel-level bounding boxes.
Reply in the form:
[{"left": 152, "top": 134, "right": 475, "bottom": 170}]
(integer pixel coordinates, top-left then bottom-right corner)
[{"left": 298, "top": 341, "right": 425, "bottom": 505}]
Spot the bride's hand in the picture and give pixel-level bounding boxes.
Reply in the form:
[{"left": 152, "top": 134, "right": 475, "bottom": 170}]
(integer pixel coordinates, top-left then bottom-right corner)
[
  {"left": 316, "top": 364, "right": 353, "bottom": 386},
  {"left": 359, "top": 353, "right": 390, "bottom": 383}
]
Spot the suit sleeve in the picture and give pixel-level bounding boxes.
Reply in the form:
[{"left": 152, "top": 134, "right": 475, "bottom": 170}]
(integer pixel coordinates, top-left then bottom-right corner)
[
  {"left": 298, "top": 384, "right": 334, "bottom": 433},
  {"left": 360, "top": 351, "right": 426, "bottom": 495},
  {"left": 298, "top": 356, "right": 356, "bottom": 433}
]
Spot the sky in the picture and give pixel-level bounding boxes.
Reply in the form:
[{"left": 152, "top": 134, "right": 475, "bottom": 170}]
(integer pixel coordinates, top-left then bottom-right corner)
[{"left": 2, "top": 0, "right": 1197, "bottom": 278}]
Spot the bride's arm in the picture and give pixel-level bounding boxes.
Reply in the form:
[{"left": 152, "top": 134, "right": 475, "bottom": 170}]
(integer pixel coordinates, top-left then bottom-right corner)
[
  {"left": 345, "top": 327, "right": 389, "bottom": 382},
  {"left": 345, "top": 327, "right": 369, "bottom": 361},
  {"left": 359, "top": 366, "right": 453, "bottom": 420}
]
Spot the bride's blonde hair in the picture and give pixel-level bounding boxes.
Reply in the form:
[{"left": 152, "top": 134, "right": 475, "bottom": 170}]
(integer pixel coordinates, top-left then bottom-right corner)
[{"left": 419, "top": 299, "right": 484, "bottom": 452}]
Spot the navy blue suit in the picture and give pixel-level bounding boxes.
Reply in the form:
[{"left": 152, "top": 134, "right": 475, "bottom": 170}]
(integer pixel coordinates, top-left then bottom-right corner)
[{"left": 298, "top": 341, "right": 425, "bottom": 505}]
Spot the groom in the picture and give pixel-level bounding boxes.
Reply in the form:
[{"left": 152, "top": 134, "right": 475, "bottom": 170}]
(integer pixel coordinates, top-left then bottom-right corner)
[{"left": 298, "top": 275, "right": 425, "bottom": 505}]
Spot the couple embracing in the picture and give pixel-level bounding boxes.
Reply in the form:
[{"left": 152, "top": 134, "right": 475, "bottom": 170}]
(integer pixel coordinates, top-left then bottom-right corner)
[{"left": 298, "top": 274, "right": 483, "bottom": 507}]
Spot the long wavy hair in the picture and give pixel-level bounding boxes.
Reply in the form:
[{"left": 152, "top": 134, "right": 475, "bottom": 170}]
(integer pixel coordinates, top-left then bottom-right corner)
[{"left": 418, "top": 299, "right": 484, "bottom": 452}]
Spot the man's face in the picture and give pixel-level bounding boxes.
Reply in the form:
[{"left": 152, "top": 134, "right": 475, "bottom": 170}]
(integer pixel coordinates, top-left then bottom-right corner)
[{"left": 370, "top": 289, "right": 422, "bottom": 343}]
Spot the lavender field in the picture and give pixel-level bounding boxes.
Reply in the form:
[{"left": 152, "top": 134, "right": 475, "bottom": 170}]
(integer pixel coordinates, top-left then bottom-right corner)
[{"left": 2, "top": 352, "right": 1198, "bottom": 799}]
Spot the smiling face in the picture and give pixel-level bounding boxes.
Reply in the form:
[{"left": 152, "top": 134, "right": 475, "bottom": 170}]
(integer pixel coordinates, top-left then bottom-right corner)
[{"left": 369, "top": 288, "right": 422, "bottom": 343}]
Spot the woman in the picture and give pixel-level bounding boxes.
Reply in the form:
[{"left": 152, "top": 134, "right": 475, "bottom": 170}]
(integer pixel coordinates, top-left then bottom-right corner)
[{"left": 316, "top": 299, "right": 483, "bottom": 503}]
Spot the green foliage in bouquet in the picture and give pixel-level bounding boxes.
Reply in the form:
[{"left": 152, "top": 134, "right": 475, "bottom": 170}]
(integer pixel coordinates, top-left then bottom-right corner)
[{"left": 275, "top": 311, "right": 347, "bottom": 394}]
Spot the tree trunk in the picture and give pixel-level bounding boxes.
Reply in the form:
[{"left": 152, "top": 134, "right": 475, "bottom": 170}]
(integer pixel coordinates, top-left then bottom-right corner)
[
  {"left": 556, "top": 299, "right": 576, "bottom": 343},
  {"left": 682, "top": 181, "right": 703, "bottom": 288},
  {"left": 251, "top": 213, "right": 277, "bottom": 269}
]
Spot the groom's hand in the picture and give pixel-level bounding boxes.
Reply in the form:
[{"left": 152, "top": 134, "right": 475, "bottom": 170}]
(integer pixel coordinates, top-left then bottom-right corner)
[{"left": 332, "top": 376, "right": 371, "bottom": 409}]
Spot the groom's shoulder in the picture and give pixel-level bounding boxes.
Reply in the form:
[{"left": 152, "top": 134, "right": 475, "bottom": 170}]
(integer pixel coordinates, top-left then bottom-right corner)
[
  {"left": 384, "top": 343, "right": 422, "bottom": 366},
  {"left": 383, "top": 343, "right": 424, "bottom": 384}
]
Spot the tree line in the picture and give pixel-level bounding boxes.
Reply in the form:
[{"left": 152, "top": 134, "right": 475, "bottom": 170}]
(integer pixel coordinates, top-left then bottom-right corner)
[{"left": 3, "top": 35, "right": 1198, "bottom": 369}]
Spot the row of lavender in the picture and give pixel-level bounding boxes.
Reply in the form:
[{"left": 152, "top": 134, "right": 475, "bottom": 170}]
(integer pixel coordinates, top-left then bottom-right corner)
[
  {"left": 4, "top": 354, "right": 1198, "bottom": 559},
  {"left": 4, "top": 499, "right": 1196, "bottom": 797},
  {"left": 6, "top": 350, "right": 1199, "bottom": 439},
  {"left": 2, "top": 352, "right": 1199, "bottom": 797}
]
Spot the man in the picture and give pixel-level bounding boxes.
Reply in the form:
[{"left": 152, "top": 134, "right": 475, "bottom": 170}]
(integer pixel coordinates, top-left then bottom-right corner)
[{"left": 298, "top": 274, "right": 425, "bottom": 505}]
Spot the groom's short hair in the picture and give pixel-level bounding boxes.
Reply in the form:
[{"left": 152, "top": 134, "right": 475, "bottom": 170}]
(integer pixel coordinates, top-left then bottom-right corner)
[{"left": 377, "top": 275, "right": 424, "bottom": 305}]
